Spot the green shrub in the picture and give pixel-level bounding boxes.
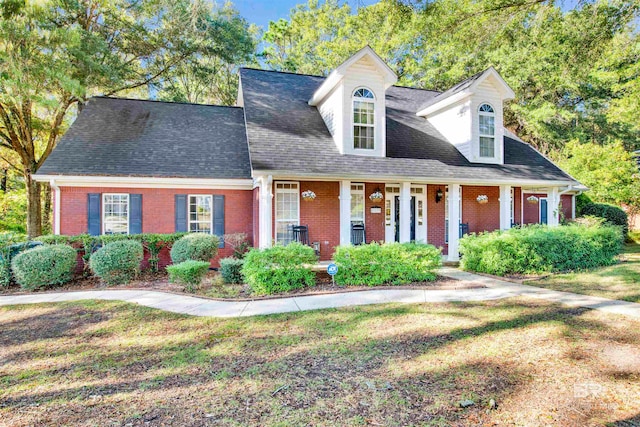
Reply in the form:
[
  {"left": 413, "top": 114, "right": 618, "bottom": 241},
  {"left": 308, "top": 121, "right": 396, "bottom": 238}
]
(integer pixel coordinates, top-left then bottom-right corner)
[
  {"left": 167, "top": 260, "right": 210, "bottom": 292},
  {"left": 333, "top": 242, "right": 442, "bottom": 286},
  {"left": 580, "top": 202, "right": 629, "bottom": 237},
  {"left": 242, "top": 243, "right": 316, "bottom": 295},
  {"left": 170, "top": 233, "right": 220, "bottom": 264},
  {"left": 11, "top": 245, "right": 77, "bottom": 290},
  {"left": 0, "top": 232, "right": 25, "bottom": 287},
  {"left": 137, "top": 233, "right": 186, "bottom": 271},
  {"left": 90, "top": 240, "right": 143, "bottom": 285},
  {"left": 220, "top": 257, "right": 244, "bottom": 284},
  {"left": 459, "top": 224, "right": 623, "bottom": 276}
]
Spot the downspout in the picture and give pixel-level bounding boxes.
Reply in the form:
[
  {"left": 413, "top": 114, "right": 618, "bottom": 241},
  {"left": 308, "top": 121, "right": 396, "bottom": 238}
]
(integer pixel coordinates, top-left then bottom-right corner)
[
  {"left": 49, "top": 179, "right": 61, "bottom": 235},
  {"left": 556, "top": 185, "right": 574, "bottom": 222}
]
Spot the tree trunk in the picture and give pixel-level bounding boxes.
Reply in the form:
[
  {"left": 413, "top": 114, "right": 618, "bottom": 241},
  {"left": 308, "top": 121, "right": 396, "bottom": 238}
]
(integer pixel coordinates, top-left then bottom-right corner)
[
  {"left": 0, "top": 168, "right": 7, "bottom": 193},
  {"left": 25, "top": 170, "right": 42, "bottom": 238},
  {"left": 42, "top": 183, "right": 52, "bottom": 234}
]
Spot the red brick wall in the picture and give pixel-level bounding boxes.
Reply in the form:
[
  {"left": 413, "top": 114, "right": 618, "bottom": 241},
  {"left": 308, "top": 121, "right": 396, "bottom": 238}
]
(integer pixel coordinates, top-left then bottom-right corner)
[
  {"left": 513, "top": 187, "right": 522, "bottom": 225},
  {"left": 427, "top": 184, "right": 447, "bottom": 253},
  {"left": 461, "top": 186, "right": 501, "bottom": 234},
  {"left": 298, "top": 181, "right": 340, "bottom": 260},
  {"left": 522, "top": 193, "right": 546, "bottom": 224},
  {"left": 561, "top": 194, "right": 573, "bottom": 221},
  {"left": 58, "top": 186, "right": 253, "bottom": 266},
  {"left": 365, "top": 183, "right": 385, "bottom": 243},
  {"left": 253, "top": 187, "right": 260, "bottom": 248}
]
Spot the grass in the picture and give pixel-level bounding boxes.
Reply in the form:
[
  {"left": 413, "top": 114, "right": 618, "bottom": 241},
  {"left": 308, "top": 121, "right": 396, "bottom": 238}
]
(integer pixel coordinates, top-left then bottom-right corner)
[
  {"left": 1, "top": 298, "right": 640, "bottom": 426},
  {"left": 528, "top": 236, "right": 640, "bottom": 303}
]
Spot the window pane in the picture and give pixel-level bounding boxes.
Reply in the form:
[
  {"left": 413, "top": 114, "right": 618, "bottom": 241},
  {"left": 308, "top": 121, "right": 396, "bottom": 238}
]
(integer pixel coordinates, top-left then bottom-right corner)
[
  {"left": 189, "top": 195, "right": 213, "bottom": 233},
  {"left": 351, "top": 193, "right": 364, "bottom": 221},
  {"left": 103, "top": 194, "right": 129, "bottom": 235},
  {"left": 480, "top": 136, "right": 495, "bottom": 157},
  {"left": 479, "top": 115, "right": 495, "bottom": 135}
]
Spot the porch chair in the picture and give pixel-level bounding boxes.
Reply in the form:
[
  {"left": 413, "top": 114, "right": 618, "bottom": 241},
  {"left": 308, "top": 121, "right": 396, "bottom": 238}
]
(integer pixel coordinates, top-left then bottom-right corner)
[
  {"left": 351, "top": 222, "right": 366, "bottom": 245},
  {"left": 459, "top": 222, "right": 469, "bottom": 238},
  {"left": 292, "top": 225, "right": 310, "bottom": 246}
]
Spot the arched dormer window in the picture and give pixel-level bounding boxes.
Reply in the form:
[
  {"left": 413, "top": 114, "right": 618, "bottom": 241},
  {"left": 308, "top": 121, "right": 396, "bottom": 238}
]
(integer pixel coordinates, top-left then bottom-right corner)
[
  {"left": 478, "top": 103, "right": 495, "bottom": 158},
  {"left": 353, "top": 88, "right": 375, "bottom": 150}
]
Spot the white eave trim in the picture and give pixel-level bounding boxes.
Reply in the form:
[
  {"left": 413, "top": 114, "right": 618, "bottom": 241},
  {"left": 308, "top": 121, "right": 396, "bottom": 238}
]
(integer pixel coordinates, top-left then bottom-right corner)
[
  {"left": 416, "top": 90, "right": 471, "bottom": 117},
  {"left": 416, "top": 67, "right": 516, "bottom": 117},
  {"left": 309, "top": 46, "right": 398, "bottom": 106},
  {"left": 33, "top": 175, "right": 254, "bottom": 190},
  {"left": 251, "top": 169, "right": 582, "bottom": 189}
]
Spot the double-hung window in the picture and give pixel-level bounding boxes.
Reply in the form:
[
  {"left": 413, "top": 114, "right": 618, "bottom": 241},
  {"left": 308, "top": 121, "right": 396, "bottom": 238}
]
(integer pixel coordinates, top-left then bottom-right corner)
[
  {"left": 479, "top": 103, "right": 495, "bottom": 158},
  {"left": 353, "top": 88, "right": 375, "bottom": 150},
  {"left": 103, "top": 194, "right": 129, "bottom": 234},
  {"left": 189, "top": 195, "right": 213, "bottom": 233},
  {"left": 275, "top": 182, "right": 299, "bottom": 245}
]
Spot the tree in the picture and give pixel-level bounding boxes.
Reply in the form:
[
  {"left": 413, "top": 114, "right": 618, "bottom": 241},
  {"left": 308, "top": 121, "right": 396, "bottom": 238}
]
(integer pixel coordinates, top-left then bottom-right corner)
[
  {"left": 554, "top": 140, "right": 640, "bottom": 208},
  {"left": 155, "top": 4, "right": 257, "bottom": 105},
  {"left": 0, "top": 0, "right": 253, "bottom": 237}
]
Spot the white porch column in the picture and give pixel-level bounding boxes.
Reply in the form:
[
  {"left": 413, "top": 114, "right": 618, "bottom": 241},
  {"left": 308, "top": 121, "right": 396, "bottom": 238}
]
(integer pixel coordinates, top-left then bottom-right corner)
[
  {"left": 399, "top": 182, "right": 412, "bottom": 243},
  {"left": 547, "top": 187, "right": 560, "bottom": 227},
  {"left": 258, "top": 175, "right": 273, "bottom": 248},
  {"left": 499, "top": 185, "right": 512, "bottom": 230},
  {"left": 447, "top": 184, "right": 461, "bottom": 261},
  {"left": 339, "top": 180, "right": 352, "bottom": 246}
]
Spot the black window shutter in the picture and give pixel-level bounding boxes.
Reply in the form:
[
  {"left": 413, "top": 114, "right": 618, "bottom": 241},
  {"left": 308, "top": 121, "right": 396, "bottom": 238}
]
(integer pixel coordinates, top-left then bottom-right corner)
[
  {"left": 87, "top": 193, "right": 101, "bottom": 236},
  {"left": 129, "top": 194, "right": 142, "bottom": 234},
  {"left": 175, "top": 194, "right": 188, "bottom": 232},
  {"left": 213, "top": 195, "right": 225, "bottom": 248}
]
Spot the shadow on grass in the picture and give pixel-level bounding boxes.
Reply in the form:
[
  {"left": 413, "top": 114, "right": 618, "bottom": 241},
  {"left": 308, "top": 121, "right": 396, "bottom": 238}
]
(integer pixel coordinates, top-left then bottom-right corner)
[{"left": 0, "top": 299, "right": 634, "bottom": 426}]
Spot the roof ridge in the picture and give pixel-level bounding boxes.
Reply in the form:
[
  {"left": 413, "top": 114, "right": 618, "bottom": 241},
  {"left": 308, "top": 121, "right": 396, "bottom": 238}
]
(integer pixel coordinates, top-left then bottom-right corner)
[
  {"left": 92, "top": 96, "right": 243, "bottom": 109},
  {"left": 240, "top": 67, "right": 326, "bottom": 79}
]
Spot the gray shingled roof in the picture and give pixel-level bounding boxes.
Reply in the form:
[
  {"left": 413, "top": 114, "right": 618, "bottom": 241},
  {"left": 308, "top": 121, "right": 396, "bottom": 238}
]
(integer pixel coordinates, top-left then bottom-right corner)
[
  {"left": 36, "top": 97, "right": 251, "bottom": 179},
  {"left": 240, "top": 68, "right": 577, "bottom": 184},
  {"left": 416, "top": 68, "right": 487, "bottom": 112}
]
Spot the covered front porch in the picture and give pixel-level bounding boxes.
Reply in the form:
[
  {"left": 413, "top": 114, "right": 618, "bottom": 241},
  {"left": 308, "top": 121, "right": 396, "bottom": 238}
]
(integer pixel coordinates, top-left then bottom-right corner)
[{"left": 254, "top": 177, "right": 575, "bottom": 261}]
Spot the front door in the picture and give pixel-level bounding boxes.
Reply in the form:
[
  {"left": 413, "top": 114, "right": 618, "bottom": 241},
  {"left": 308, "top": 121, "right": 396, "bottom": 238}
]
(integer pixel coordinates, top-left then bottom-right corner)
[
  {"left": 393, "top": 196, "right": 416, "bottom": 242},
  {"left": 540, "top": 198, "right": 548, "bottom": 224}
]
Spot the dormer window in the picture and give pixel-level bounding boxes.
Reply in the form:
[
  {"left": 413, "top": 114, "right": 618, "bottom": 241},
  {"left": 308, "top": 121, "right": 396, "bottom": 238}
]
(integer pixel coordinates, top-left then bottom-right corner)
[
  {"left": 478, "top": 103, "right": 495, "bottom": 158},
  {"left": 353, "top": 88, "right": 375, "bottom": 150}
]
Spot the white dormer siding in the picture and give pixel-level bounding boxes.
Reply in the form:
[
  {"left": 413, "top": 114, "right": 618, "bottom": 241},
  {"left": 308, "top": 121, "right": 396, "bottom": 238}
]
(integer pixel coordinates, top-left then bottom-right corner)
[
  {"left": 311, "top": 46, "right": 397, "bottom": 158},
  {"left": 470, "top": 78, "right": 504, "bottom": 164},
  {"left": 417, "top": 67, "right": 514, "bottom": 165},
  {"left": 426, "top": 98, "right": 473, "bottom": 159}
]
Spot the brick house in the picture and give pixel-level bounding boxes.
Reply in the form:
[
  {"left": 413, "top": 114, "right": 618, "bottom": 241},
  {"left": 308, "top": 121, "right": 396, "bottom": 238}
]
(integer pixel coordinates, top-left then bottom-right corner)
[{"left": 34, "top": 47, "right": 585, "bottom": 263}]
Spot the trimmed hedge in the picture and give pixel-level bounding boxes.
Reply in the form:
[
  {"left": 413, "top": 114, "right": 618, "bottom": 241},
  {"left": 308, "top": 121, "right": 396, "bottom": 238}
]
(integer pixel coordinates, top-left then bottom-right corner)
[
  {"left": 170, "top": 233, "right": 220, "bottom": 264},
  {"left": 220, "top": 257, "right": 244, "bottom": 284},
  {"left": 167, "top": 260, "right": 210, "bottom": 292},
  {"left": 90, "top": 240, "right": 144, "bottom": 285},
  {"left": 0, "top": 233, "right": 27, "bottom": 287},
  {"left": 37, "top": 232, "right": 187, "bottom": 272},
  {"left": 333, "top": 242, "right": 442, "bottom": 286},
  {"left": 11, "top": 245, "right": 77, "bottom": 290},
  {"left": 580, "top": 202, "right": 628, "bottom": 237},
  {"left": 459, "top": 224, "right": 623, "bottom": 276},
  {"left": 242, "top": 243, "right": 316, "bottom": 295}
]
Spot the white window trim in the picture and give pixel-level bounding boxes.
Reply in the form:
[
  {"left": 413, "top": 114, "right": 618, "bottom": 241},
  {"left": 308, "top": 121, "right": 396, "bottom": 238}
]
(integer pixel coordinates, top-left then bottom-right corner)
[
  {"left": 188, "top": 194, "right": 214, "bottom": 234},
  {"left": 350, "top": 183, "right": 365, "bottom": 224},
  {"left": 102, "top": 193, "right": 130, "bottom": 235},
  {"left": 274, "top": 181, "right": 300, "bottom": 244},
  {"left": 352, "top": 87, "right": 375, "bottom": 151},
  {"left": 478, "top": 103, "right": 496, "bottom": 158}
]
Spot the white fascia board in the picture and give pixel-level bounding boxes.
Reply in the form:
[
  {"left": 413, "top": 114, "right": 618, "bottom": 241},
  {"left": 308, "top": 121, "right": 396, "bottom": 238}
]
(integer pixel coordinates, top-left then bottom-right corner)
[
  {"left": 470, "top": 67, "right": 516, "bottom": 100},
  {"left": 32, "top": 175, "right": 254, "bottom": 190},
  {"left": 416, "top": 90, "right": 471, "bottom": 117},
  {"left": 251, "top": 170, "right": 580, "bottom": 188},
  {"left": 309, "top": 46, "right": 398, "bottom": 106}
]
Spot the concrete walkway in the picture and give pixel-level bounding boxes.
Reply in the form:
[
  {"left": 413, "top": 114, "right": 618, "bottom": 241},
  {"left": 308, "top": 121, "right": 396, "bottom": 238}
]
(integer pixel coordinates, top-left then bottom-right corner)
[{"left": 0, "top": 268, "right": 639, "bottom": 319}]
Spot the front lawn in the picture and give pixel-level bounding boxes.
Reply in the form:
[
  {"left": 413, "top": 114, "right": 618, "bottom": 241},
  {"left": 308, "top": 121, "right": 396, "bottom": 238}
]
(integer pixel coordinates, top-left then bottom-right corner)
[
  {"left": 1, "top": 299, "right": 639, "bottom": 426},
  {"left": 528, "top": 238, "right": 640, "bottom": 303}
]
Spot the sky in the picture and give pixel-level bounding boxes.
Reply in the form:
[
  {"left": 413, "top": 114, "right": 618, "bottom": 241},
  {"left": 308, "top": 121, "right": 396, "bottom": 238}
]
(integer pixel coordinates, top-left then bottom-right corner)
[
  {"left": 231, "top": 0, "right": 584, "bottom": 30},
  {"left": 232, "top": 0, "right": 377, "bottom": 29}
]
